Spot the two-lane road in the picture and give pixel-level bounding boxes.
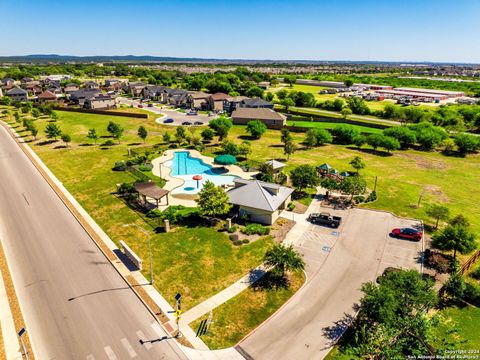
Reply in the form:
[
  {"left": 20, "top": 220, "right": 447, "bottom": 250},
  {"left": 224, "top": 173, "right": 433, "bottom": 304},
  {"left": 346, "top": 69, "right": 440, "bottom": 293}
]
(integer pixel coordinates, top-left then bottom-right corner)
[{"left": 0, "top": 124, "right": 186, "bottom": 359}]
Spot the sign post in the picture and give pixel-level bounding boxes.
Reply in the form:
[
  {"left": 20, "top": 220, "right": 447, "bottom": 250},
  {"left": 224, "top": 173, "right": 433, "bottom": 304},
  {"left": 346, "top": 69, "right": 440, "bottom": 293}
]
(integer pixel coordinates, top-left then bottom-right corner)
[
  {"left": 174, "top": 293, "right": 182, "bottom": 337},
  {"left": 18, "top": 327, "right": 28, "bottom": 360}
]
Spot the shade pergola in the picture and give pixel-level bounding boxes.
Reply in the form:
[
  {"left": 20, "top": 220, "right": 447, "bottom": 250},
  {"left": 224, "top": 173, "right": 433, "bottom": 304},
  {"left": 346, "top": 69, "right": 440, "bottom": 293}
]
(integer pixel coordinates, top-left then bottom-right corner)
[
  {"left": 330, "top": 169, "right": 339, "bottom": 175},
  {"left": 214, "top": 154, "right": 237, "bottom": 165},
  {"left": 318, "top": 163, "right": 332, "bottom": 171},
  {"left": 340, "top": 171, "right": 350, "bottom": 177},
  {"left": 134, "top": 182, "right": 169, "bottom": 207}
]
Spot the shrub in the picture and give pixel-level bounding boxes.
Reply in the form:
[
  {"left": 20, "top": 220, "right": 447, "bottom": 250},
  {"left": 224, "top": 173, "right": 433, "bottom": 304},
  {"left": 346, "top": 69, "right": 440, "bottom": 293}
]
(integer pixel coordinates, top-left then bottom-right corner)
[
  {"left": 139, "top": 163, "right": 153, "bottom": 172},
  {"left": 471, "top": 266, "right": 480, "bottom": 280},
  {"left": 229, "top": 234, "right": 240, "bottom": 242},
  {"left": 354, "top": 195, "right": 365, "bottom": 203},
  {"left": 103, "top": 139, "right": 115, "bottom": 146},
  {"left": 242, "top": 223, "right": 270, "bottom": 236},
  {"left": 118, "top": 182, "right": 135, "bottom": 195},
  {"left": 233, "top": 240, "right": 243, "bottom": 246},
  {"left": 227, "top": 225, "right": 238, "bottom": 234},
  {"left": 146, "top": 209, "right": 163, "bottom": 218},
  {"left": 113, "top": 161, "right": 127, "bottom": 171},
  {"left": 365, "top": 191, "right": 377, "bottom": 202},
  {"left": 242, "top": 239, "right": 250, "bottom": 244},
  {"left": 287, "top": 202, "right": 296, "bottom": 211},
  {"left": 464, "top": 282, "right": 480, "bottom": 306}
]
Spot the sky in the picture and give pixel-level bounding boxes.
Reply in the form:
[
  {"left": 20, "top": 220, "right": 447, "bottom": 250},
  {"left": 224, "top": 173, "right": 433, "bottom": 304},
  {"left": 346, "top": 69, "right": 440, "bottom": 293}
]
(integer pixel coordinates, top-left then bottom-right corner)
[{"left": 1, "top": 0, "right": 479, "bottom": 63}]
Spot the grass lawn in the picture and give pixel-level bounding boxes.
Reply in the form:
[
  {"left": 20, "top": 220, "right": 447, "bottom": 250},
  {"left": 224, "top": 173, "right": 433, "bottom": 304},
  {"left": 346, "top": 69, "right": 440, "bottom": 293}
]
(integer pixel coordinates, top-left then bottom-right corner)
[
  {"left": 3, "top": 109, "right": 275, "bottom": 309},
  {"left": 286, "top": 120, "right": 383, "bottom": 134},
  {"left": 190, "top": 270, "right": 304, "bottom": 349}
]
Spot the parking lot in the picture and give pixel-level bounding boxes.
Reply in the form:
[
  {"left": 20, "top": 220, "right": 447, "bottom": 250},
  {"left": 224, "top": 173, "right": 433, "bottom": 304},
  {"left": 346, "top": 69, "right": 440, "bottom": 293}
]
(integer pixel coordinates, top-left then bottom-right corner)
[
  {"left": 239, "top": 207, "right": 423, "bottom": 360},
  {"left": 117, "top": 97, "right": 216, "bottom": 126}
]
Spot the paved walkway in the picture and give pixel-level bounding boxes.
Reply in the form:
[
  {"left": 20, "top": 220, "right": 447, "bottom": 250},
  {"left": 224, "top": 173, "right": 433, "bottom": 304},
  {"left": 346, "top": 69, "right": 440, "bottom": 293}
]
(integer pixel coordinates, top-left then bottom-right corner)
[{"left": 0, "top": 268, "right": 22, "bottom": 360}]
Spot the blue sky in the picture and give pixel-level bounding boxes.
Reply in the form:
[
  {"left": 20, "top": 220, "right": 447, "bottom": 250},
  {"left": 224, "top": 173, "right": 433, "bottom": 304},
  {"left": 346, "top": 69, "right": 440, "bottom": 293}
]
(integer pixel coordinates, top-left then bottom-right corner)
[{"left": 1, "top": 0, "right": 479, "bottom": 63}]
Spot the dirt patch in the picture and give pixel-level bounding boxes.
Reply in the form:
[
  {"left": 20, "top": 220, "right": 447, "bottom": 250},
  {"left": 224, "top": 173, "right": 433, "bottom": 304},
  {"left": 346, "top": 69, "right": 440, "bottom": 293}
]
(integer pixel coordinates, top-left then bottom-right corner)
[
  {"left": 397, "top": 153, "right": 448, "bottom": 170},
  {"left": 271, "top": 218, "right": 295, "bottom": 242},
  {"left": 423, "top": 185, "right": 449, "bottom": 202},
  {"left": 291, "top": 201, "right": 308, "bottom": 214}
]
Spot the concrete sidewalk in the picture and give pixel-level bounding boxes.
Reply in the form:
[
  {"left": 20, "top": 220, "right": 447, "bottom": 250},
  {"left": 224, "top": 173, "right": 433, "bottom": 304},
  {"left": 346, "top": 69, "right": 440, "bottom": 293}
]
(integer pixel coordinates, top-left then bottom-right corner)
[{"left": 0, "top": 268, "right": 22, "bottom": 360}]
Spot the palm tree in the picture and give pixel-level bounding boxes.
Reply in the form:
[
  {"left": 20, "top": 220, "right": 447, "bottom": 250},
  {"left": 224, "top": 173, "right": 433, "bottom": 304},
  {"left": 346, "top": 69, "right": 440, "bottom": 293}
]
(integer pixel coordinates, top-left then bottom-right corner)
[{"left": 264, "top": 244, "right": 305, "bottom": 278}]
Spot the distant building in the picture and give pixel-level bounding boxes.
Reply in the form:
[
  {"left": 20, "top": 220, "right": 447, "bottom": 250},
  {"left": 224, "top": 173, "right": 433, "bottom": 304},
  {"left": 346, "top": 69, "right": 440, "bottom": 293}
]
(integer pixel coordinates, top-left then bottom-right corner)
[
  {"left": 257, "top": 81, "right": 270, "bottom": 89},
  {"left": 223, "top": 96, "right": 250, "bottom": 113},
  {"left": 70, "top": 89, "right": 101, "bottom": 106},
  {"left": 231, "top": 107, "right": 286, "bottom": 126},
  {"left": 1, "top": 78, "right": 16, "bottom": 88},
  {"left": 165, "top": 88, "right": 189, "bottom": 107},
  {"left": 186, "top": 91, "right": 210, "bottom": 109},
  {"left": 37, "top": 90, "right": 58, "bottom": 103},
  {"left": 84, "top": 81, "right": 99, "bottom": 89},
  {"left": 84, "top": 94, "right": 116, "bottom": 109},
  {"left": 142, "top": 85, "right": 167, "bottom": 101},
  {"left": 240, "top": 98, "right": 274, "bottom": 109},
  {"left": 6, "top": 87, "right": 28, "bottom": 102},
  {"left": 207, "top": 92, "right": 231, "bottom": 111},
  {"left": 64, "top": 83, "right": 80, "bottom": 94},
  {"left": 124, "top": 82, "right": 146, "bottom": 97}
]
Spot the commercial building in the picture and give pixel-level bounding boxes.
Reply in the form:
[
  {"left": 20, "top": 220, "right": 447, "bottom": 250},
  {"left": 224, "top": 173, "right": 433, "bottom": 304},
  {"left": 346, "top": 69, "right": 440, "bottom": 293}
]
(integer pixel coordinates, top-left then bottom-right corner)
[
  {"left": 393, "top": 87, "right": 464, "bottom": 98},
  {"left": 231, "top": 107, "right": 286, "bottom": 126}
]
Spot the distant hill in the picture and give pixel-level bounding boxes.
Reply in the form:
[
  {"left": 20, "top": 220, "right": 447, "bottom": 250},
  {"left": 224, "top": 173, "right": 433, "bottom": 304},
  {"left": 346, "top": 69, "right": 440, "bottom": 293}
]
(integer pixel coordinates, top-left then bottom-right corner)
[{"left": 0, "top": 54, "right": 474, "bottom": 66}]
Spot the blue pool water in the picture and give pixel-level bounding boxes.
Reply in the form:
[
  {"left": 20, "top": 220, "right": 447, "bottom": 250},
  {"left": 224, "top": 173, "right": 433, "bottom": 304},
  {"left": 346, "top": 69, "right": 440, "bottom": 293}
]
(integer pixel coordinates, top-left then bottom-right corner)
[{"left": 166, "top": 151, "right": 237, "bottom": 194}]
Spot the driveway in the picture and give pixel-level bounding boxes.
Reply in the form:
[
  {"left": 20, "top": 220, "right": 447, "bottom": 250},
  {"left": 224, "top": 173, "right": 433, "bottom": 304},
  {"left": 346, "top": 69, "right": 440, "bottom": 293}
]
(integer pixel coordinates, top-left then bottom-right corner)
[
  {"left": 237, "top": 206, "right": 423, "bottom": 360},
  {"left": 118, "top": 97, "right": 216, "bottom": 126}
]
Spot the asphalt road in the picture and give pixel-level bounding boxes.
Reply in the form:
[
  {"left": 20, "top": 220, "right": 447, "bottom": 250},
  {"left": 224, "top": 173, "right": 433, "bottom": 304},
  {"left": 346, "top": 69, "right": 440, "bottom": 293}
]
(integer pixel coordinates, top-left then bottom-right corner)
[
  {"left": 0, "top": 125, "right": 187, "bottom": 359},
  {"left": 238, "top": 208, "right": 422, "bottom": 360}
]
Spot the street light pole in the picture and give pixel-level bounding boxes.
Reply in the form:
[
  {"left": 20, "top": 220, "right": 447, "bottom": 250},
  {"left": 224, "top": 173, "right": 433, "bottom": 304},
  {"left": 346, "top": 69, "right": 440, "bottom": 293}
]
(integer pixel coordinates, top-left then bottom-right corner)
[{"left": 123, "top": 224, "right": 154, "bottom": 285}]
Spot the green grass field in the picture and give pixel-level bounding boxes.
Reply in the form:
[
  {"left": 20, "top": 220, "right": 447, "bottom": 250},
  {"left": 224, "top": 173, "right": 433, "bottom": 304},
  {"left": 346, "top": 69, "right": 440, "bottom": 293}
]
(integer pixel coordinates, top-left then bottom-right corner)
[{"left": 286, "top": 120, "right": 383, "bottom": 134}]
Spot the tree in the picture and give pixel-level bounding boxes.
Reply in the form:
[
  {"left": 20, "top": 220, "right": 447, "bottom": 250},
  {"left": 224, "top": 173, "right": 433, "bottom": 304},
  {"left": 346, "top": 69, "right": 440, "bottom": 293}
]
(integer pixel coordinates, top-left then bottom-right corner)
[
  {"left": 238, "top": 141, "right": 252, "bottom": 159},
  {"left": 45, "top": 123, "right": 62, "bottom": 140},
  {"left": 87, "top": 128, "right": 99, "bottom": 144},
  {"left": 196, "top": 180, "right": 232, "bottom": 218},
  {"left": 201, "top": 128, "right": 215, "bottom": 142},
  {"left": 31, "top": 108, "right": 41, "bottom": 119},
  {"left": 137, "top": 125, "right": 148, "bottom": 143},
  {"left": 280, "top": 128, "right": 292, "bottom": 144},
  {"left": 352, "top": 270, "right": 437, "bottom": 358},
  {"left": 30, "top": 124, "right": 38, "bottom": 140},
  {"left": 61, "top": 134, "right": 72, "bottom": 147},
  {"left": 162, "top": 132, "right": 171, "bottom": 144},
  {"left": 346, "top": 97, "right": 370, "bottom": 115},
  {"left": 14, "top": 112, "right": 21, "bottom": 124},
  {"left": 381, "top": 136, "right": 401, "bottom": 153},
  {"left": 443, "top": 272, "right": 466, "bottom": 302},
  {"left": 353, "top": 134, "right": 367, "bottom": 149},
  {"left": 175, "top": 126, "right": 187, "bottom": 143},
  {"left": 264, "top": 92, "right": 274, "bottom": 102},
  {"left": 331, "top": 125, "right": 360, "bottom": 144},
  {"left": 246, "top": 120, "right": 267, "bottom": 139},
  {"left": 425, "top": 204, "right": 450, "bottom": 229},
  {"left": 344, "top": 79, "right": 354, "bottom": 87},
  {"left": 290, "top": 164, "right": 319, "bottom": 191},
  {"left": 50, "top": 111, "right": 58, "bottom": 122},
  {"left": 366, "top": 133, "right": 385, "bottom": 151},
  {"left": 454, "top": 133, "right": 479, "bottom": 156},
  {"left": 245, "top": 86, "right": 264, "bottom": 98},
  {"left": 281, "top": 98, "right": 295, "bottom": 111},
  {"left": 107, "top": 121, "right": 124, "bottom": 143},
  {"left": 264, "top": 244, "right": 305, "bottom": 278},
  {"left": 449, "top": 214, "right": 470, "bottom": 228},
  {"left": 304, "top": 128, "right": 332, "bottom": 148},
  {"left": 284, "top": 138, "right": 296, "bottom": 160},
  {"left": 340, "top": 175, "right": 367, "bottom": 200},
  {"left": 257, "top": 162, "right": 274, "bottom": 183},
  {"left": 341, "top": 107, "right": 352, "bottom": 119},
  {"left": 276, "top": 89, "right": 288, "bottom": 100},
  {"left": 349, "top": 156, "right": 365, "bottom": 174},
  {"left": 209, "top": 116, "right": 232, "bottom": 140},
  {"left": 220, "top": 140, "right": 239, "bottom": 156},
  {"left": 432, "top": 224, "right": 477, "bottom": 263},
  {"left": 384, "top": 127, "right": 417, "bottom": 149}
]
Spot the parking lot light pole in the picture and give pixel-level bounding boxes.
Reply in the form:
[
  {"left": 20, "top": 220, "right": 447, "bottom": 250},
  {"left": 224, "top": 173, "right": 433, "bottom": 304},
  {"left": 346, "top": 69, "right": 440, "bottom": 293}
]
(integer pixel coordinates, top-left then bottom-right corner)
[{"left": 123, "top": 224, "right": 154, "bottom": 285}]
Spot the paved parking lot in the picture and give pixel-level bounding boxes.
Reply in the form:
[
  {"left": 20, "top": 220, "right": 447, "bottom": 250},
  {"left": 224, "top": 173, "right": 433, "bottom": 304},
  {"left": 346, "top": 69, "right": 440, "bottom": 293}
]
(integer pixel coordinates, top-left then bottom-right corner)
[{"left": 238, "top": 207, "right": 423, "bottom": 360}]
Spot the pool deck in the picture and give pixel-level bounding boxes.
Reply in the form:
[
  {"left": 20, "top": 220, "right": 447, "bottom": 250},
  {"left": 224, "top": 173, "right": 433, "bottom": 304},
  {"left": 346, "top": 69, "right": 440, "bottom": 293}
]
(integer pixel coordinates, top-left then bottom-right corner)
[{"left": 151, "top": 149, "right": 257, "bottom": 208}]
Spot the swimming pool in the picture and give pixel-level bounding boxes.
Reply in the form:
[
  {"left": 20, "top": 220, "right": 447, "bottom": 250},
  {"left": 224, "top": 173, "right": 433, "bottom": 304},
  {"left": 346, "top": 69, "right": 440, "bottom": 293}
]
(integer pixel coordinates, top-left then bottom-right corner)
[{"left": 165, "top": 151, "right": 237, "bottom": 194}]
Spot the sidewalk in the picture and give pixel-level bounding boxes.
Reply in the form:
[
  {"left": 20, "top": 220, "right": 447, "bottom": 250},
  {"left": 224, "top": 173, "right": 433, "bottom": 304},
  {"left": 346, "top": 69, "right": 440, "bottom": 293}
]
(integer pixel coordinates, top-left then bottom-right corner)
[{"left": 0, "top": 268, "right": 22, "bottom": 360}]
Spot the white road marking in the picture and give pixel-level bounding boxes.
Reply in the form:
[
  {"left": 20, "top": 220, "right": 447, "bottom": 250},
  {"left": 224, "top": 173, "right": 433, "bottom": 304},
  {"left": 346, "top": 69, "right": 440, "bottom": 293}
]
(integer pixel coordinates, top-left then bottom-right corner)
[
  {"left": 151, "top": 322, "right": 164, "bottom": 338},
  {"left": 104, "top": 346, "right": 118, "bottom": 360},
  {"left": 121, "top": 338, "right": 138, "bottom": 358},
  {"left": 86, "top": 355, "right": 95, "bottom": 360},
  {"left": 136, "top": 330, "right": 152, "bottom": 350}
]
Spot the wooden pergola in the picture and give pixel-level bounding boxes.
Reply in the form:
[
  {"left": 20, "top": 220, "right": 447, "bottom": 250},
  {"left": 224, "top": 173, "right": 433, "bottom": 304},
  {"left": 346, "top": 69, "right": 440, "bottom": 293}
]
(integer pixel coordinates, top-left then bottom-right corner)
[{"left": 134, "top": 182, "right": 169, "bottom": 208}]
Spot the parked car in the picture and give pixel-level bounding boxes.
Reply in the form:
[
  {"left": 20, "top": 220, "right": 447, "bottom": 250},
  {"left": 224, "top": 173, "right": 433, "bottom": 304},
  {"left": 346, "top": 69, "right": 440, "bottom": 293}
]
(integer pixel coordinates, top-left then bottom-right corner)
[
  {"left": 137, "top": 104, "right": 144, "bottom": 108},
  {"left": 390, "top": 228, "right": 422, "bottom": 241},
  {"left": 307, "top": 212, "right": 342, "bottom": 228},
  {"left": 186, "top": 110, "right": 197, "bottom": 115},
  {"left": 163, "top": 118, "right": 174, "bottom": 124},
  {"left": 148, "top": 103, "right": 154, "bottom": 107},
  {"left": 194, "top": 121, "right": 203, "bottom": 125},
  {"left": 182, "top": 121, "right": 192, "bottom": 125}
]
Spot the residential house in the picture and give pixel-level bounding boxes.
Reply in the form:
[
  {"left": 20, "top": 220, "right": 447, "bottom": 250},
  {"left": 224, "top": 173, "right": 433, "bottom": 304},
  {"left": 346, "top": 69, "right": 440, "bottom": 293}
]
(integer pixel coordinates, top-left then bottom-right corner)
[
  {"left": 265, "top": 160, "right": 286, "bottom": 173},
  {"left": 1, "top": 78, "right": 16, "bottom": 89},
  {"left": 240, "top": 98, "right": 274, "bottom": 109},
  {"left": 84, "top": 94, "right": 116, "bottom": 110},
  {"left": 39, "top": 74, "right": 72, "bottom": 82},
  {"left": 24, "top": 81, "right": 43, "bottom": 96},
  {"left": 165, "top": 88, "right": 188, "bottom": 107},
  {"left": 21, "top": 77, "right": 34, "bottom": 83},
  {"left": 84, "top": 81, "right": 99, "bottom": 89},
  {"left": 6, "top": 88, "right": 28, "bottom": 102},
  {"left": 257, "top": 81, "right": 270, "bottom": 89},
  {"left": 47, "top": 83, "right": 63, "bottom": 95},
  {"left": 207, "top": 92, "right": 231, "bottom": 111},
  {"left": 70, "top": 89, "right": 101, "bottom": 106},
  {"left": 231, "top": 107, "right": 286, "bottom": 126},
  {"left": 223, "top": 95, "right": 250, "bottom": 113},
  {"left": 186, "top": 91, "right": 210, "bottom": 109},
  {"left": 104, "top": 79, "right": 122, "bottom": 87},
  {"left": 142, "top": 85, "right": 167, "bottom": 101},
  {"left": 227, "top": 179, "right": 293, "bottom": 225},
  {"left": 124, "top": 82, "right": 146, "bottom": 97},
  {"left": 63, "top": 83, "right": 80, "bottom": 95},
  {"left": 36, "top": 90, "right": 58, "bottom": 103}
]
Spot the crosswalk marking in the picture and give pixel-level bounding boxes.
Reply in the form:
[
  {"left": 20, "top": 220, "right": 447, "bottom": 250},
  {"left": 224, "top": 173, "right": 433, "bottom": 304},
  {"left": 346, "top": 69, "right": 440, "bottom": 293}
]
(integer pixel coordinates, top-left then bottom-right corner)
[
  {"left": 86, "top": 355, "right": 95, "bottom": 360},
  {"left": 136, "top": 330, "right": 152, "bottom": 350},
  {"left": 104, "top": 346, "right": 118, "bottom": 360},
  {"left": 151, "top": 322, "right": 164, "bottom": 338},
  {"left": 121, "top": 338, "right": 137, "bottom": 358}
]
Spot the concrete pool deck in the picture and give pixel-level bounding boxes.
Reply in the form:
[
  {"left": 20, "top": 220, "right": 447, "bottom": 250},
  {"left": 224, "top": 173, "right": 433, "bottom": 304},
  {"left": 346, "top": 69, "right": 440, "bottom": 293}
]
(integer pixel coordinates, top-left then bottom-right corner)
[{"left": 151, "top": 149, "right": 257, "bottom": 208}]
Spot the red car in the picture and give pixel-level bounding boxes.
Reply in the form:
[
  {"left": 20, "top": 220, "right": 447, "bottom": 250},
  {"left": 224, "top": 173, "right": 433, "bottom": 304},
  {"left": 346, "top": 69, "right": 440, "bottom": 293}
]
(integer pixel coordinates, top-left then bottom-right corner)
[
  {"left": 391, "top": 228, "right": 422, "bottom": 241},
  {"left": 137, "top": 104, "right": 144, "bottom": 108}
]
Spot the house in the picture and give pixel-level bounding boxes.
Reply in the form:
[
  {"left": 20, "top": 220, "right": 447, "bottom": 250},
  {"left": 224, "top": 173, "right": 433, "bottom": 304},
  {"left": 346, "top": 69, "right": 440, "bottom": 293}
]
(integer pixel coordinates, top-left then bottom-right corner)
[
  {"left": 21, "top": 77, "right": 34, "bottom": 83},
  {"left": 1, "top": 78, "right": 16, "bottom": 88},
  {"left": 186, "top": 91, "right": 210, "bottom": 109},
  {"left": 265, "top": 160, "right": 286, "bottom": 173},
  {"left": 104, "top": 79, "right": 122, "bottom": 87},
  {"left": 84, "top": 81, "right": 99, "bottom": 89},
  {"left": 84, "top": 94, "right": 116, "bottom": 109},
  {"left": 142, "top": 85, "right": 167, "bottom": 101},
  {"left": 124, "top": 82, "right": 146, "bottom": 97},
  {"left": 47, "top": 83, "right": 63, "bottom": 95},
  {"left": 63, "top": 83, "right": 80, "bottom": 94},
  {"left": 70, "top": 89, "right": 101, "bottom": 106},
  {"left": 24, "top": 81, "right": 43, "bottom": 95},
  {"left": 240, "top": 98, "right": 274, "bottom": 109},
  {"left": 223, "top": 96, "right": 250, "bottom": 113},
  {"left": 207, "top": 92, "right": 231, "bottom": 111},
  {"left": 257, "top": 81, "right": 270, "bottom": 89},
  {"left": 231, "top": 107, "right": 286, "bottom": 126},
  {"left": 227, "top": 179, "right": 293, "bottom": 225},
  {"left": 6, "top": 88, "right": 28, "bottom": 102},
  {"left": 36, "top": 90, "right": 58, "bottom": 103},
  {"left": 165, "top": 88, "right": 189, "bottom": 107},
  {"left": 39, "top": 74, "right": 72, "bottom": 82}
]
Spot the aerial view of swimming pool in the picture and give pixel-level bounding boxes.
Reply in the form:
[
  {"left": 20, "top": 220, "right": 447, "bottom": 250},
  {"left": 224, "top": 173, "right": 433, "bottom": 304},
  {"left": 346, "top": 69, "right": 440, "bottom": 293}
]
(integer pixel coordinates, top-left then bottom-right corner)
[{"left": 164, "top": 151, "right": 237, "bottom": 194}]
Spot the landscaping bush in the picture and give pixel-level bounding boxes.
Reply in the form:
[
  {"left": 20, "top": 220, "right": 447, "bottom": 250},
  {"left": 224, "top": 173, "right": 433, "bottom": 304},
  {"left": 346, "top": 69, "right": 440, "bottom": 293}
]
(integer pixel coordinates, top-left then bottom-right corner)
[
  {"left": 470, "top": 265, "right": 480, "bottom": 280},
  {"left": 126, "top": 155, "right": 148, "bottom": 166},
  {"left": 242, "top": 239, "right": 250, "bottom": 244},
  {"left": 139, "top": 163, "right": 153, "bottom": 172},
  {"left": 242, "top": 223, "right": 271, "bottom": 236},
  {"left": 112, "top": 160, "right": 127, "bottom": 171},
  {"left": 287, "top": 202, "right": 296, "bottom": 211},
  {"left": 464, "top": 282, "right": 480, "bottom": 307},
  {"left": 102, "top": 139, "right": 115, "bottom": 146},
  {"left": 365, "top": 190, "right": 377, "bottom": 203},
  {"left": 227, "top": 225, "right": 238, "bottom": 234},
  {"left": 146, "top": 209, "right": 163, "bottom": 218},
  {"left": 354, "top": 195, "right": 365, "bottom": 203},
  {"left": 117, "top": 182, "right": 135, "bottom": 195},
  {"left": 233, "top": 240, "right": 243, "bottom": 246},
  {"left": 159, "top": 205, "right": 200, "bottom": 224},
  {"left": 229, "top": 234, "right": 240, "bottom": 242}
]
